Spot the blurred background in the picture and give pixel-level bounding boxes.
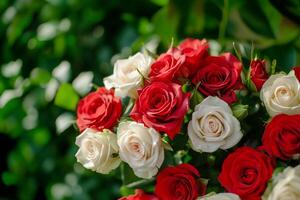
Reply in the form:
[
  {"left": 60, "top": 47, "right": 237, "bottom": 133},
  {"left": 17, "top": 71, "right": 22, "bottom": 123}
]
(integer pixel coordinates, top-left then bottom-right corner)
[{"left": 0, "top": 0, "right": 299, "bottom": 199}]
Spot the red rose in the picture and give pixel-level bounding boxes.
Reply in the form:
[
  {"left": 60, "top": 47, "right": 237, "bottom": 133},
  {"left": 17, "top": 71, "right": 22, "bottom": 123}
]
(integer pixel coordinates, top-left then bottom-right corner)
[
  {"left": 218, "top": 147, "right": 274, "bottom": 200},
  {"left": 119, "top": 189, "right": 159, "bottom": 200},
  {"left": 130, "top": 81, "right": 190, "bottom": 139},
  {"left": 155, "top": 164, "right": 205, "bottom": 200},
  {"left": 292, "top": 66, "right": 300, "bottom": 81},
  {"left": 192, "top": 53, "right": 243, "bottom": 104},
  {"left": 76, "top": 88, "right": 122, "bottom": 132},
  {"left": 249, "top": 59, "right": 269, "bottom": 91},
  {"left": 178, "top": 38, "right": 209, "bottom": 78},
  {"left": 262, "top": 114, "right": 300, "bottom": 160},
  {"left": 149, "top": 48, "right": 185, "bottom": 82}
]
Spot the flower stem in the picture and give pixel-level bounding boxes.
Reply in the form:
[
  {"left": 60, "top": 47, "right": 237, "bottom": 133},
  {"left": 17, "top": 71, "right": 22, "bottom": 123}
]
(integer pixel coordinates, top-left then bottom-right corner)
[{"left": 218, "top": 0, "right": 229, "bottom": 47}]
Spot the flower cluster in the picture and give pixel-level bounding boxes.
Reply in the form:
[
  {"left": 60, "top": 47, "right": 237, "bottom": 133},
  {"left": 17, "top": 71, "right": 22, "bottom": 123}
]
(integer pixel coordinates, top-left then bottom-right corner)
[{"left": 74, "top": 38, "right": 300, "bottom": 200}]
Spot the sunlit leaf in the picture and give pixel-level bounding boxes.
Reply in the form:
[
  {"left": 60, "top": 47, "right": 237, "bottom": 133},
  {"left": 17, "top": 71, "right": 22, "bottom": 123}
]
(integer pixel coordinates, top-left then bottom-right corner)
[
  {"left": 55, "top": 113, "right": 75, "bottom": 134},
  {"left": 1, "top": 59, "right": 22, "bottom": 78},
  {"left": 239, "top": 0, "right": 280, "bottom": 38},
  {"left": 6, "top": 14, "right": 32, "bottom": 45},
  {"left": 52, "top": 61, "right": 71, "bottom": 83},
  {"left": 152, "top": 5, "right": 179, "bottom": 47},
  {"left": 2, "top": 171, "right": 18, "bottom": 186},
  {"left": 30, "top": 68, "right": 52, "bottom": 85},
  {"left": 54, "top": 83, "right": 79, "bottom": 111},
  {"left": 72, "top": 71, "right": 94, "bottom": 96}
]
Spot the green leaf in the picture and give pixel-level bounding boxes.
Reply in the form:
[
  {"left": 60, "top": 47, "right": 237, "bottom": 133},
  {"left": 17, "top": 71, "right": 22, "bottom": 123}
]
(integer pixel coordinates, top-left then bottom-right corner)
[
  {"left": 162, "top": 137, "right": 173, "bottom": 151},
  {"left": 190, "top": 89, "right": 205, "bottom": 109},
  {"left": 174, "top": 150, "right": 189, "bottom": 165},
  {"left": 172, "top": 133, "right": 188, "bottom": 152},
  {"left": 29, "top": 128, "right": 51, "bottom": 146},
  {"left": 246, "top": 78, "right": 258, "bottom": 92},
  {"left": 182, "top": 82, "right": 192, "bottom": 93},
  {"left": 54, "top": 35, "right": 66, "bottom": 57},
  {"left": 152, "top": 5, "right": 179, "bottom": 47},
  {"left": 160, "top": 150, "right": 175, "bottom": 169},
  {"left": 30, "top": 68, "right": 52, "bottom": 85},
  {"left": 121, "top": 163, "right": 141, "bottom": 186},
  {"left": 270, "top": 0, "right": 300, "bottom": 26},
  {"left": 6, "top": 14, "right": 32, "bottom": 45},
  {"left": 231, "top": 103, "right": 249, "bottom": 120},
  {"left": 120, "top": 186, "right": 135, "bottom": 197},
  {"left": 151, "top": 0, "right": 169, "bottom": 6},
  {"left": 263, "top": 44, "right": 296, "bottom": 73},
  {"left": 2, "top": 171, "right": 18, "bottom": 186},
  {"left": 239, "top": 0, "right": 280, "bottom": 38},
  {"left": 273, "top": 166, "right": 285, "bottom": 177},
  {"left": 270, "top": 59, "right": 277, "bottom": 75},
  {"left": 232, "top": 42, "right": 243, "bottom": 61},
  {"left": 207, "top": 155, "right": 216, "bottom": 166},
  {"left": 54, "top": 83, "right": 79, "bottom": 111},
  {"left": 184, "top": 0, "right": 204, "bottom": 36}
]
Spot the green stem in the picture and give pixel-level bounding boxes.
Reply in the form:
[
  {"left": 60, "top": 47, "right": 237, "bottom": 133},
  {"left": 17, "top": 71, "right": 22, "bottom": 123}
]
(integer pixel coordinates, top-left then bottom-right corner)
[
  {"left": 126, "top": 178, "right": 155, "bottom": 188},
  {"left": 218, "top": 0, "right": 229, "bottom": 47}
]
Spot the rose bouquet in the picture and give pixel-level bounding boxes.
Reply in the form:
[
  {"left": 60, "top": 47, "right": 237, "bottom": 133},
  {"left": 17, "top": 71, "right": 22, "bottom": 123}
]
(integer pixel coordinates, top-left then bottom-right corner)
[{"left": 74, "top": 38, "right": 300, "bottom": 200}]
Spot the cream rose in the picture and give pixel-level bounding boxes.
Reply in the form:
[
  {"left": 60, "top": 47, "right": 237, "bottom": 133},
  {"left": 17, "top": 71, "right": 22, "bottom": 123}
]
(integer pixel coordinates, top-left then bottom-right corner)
[
  {"left": 104, "top": 52, "right": 153, "bottom": 98},
  {"left": 197, "top": 193, "right": 240, "bottom": 200},
  {"left": 264, "top": 165, "right": 300, "bottom": 200},
  {"left": 117, "top": 121, "right": 164, "bottom": 179},
  {"left": 188, "top": 96, "right": 242, "bottom": 153},
  {"left": 75, "top": 128, "right": 121, "bottom": 174},
  {"left": 260, "top": 72, "right": 300, "bottom": 117}
]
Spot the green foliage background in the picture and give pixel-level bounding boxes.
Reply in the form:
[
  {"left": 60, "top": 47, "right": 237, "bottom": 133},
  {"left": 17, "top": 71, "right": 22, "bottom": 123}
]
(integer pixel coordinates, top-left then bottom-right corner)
[{"left": 0, "top": 0, "right": 299, "bottom": 199}]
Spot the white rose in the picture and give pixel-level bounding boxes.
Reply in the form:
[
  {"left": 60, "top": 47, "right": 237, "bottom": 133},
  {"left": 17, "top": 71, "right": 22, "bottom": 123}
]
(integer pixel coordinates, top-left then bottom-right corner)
[
  {"left": 75, "top": 128, "right": 121, "bottom": 174},
  {"left": 260, "top": 72, "right": 300, "bottom": 117},
  {"left": 117, "top": 121, "right": 164, "bottom": 179},
  {"left": 197, "top": 193, "right": 240, "bottom": 200},
  {"left": 104, "top": 52, "right": 153, "bottom": 98},
  {"left": 264, "top": 165, "right": 300, "bottom": 200},
  {"left": 188, "top": 96, "right": 242, "bottom": 153}
]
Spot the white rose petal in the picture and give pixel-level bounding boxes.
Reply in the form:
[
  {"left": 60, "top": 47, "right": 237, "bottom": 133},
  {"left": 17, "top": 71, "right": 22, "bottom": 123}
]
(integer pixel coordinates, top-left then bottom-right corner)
[
  {"left": 264, "top": 165, "right": 300, "bottom": 200},
  {"left": 117, "top": 121, "right": 164, "bottom": 179},
  {"left": 104, "top": 52, "right": 153, "bottom": 98},
  {"left": 197, "top": 193, "right": 240, "bottom": 200},
  {"left": 260, "top": 73, "right": 300, "bottom": 117},
  {"left": 75, "top": 128, "right": 121, "bottom": 174},
  {"left": 188, "top": 96, "right": 242, "bottom": 153}
]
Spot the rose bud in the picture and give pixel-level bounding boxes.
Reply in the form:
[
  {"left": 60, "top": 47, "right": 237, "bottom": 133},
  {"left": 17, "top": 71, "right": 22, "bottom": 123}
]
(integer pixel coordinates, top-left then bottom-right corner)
[{"left": 249, "top": 59, "right": 269, "bottom": 91}]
